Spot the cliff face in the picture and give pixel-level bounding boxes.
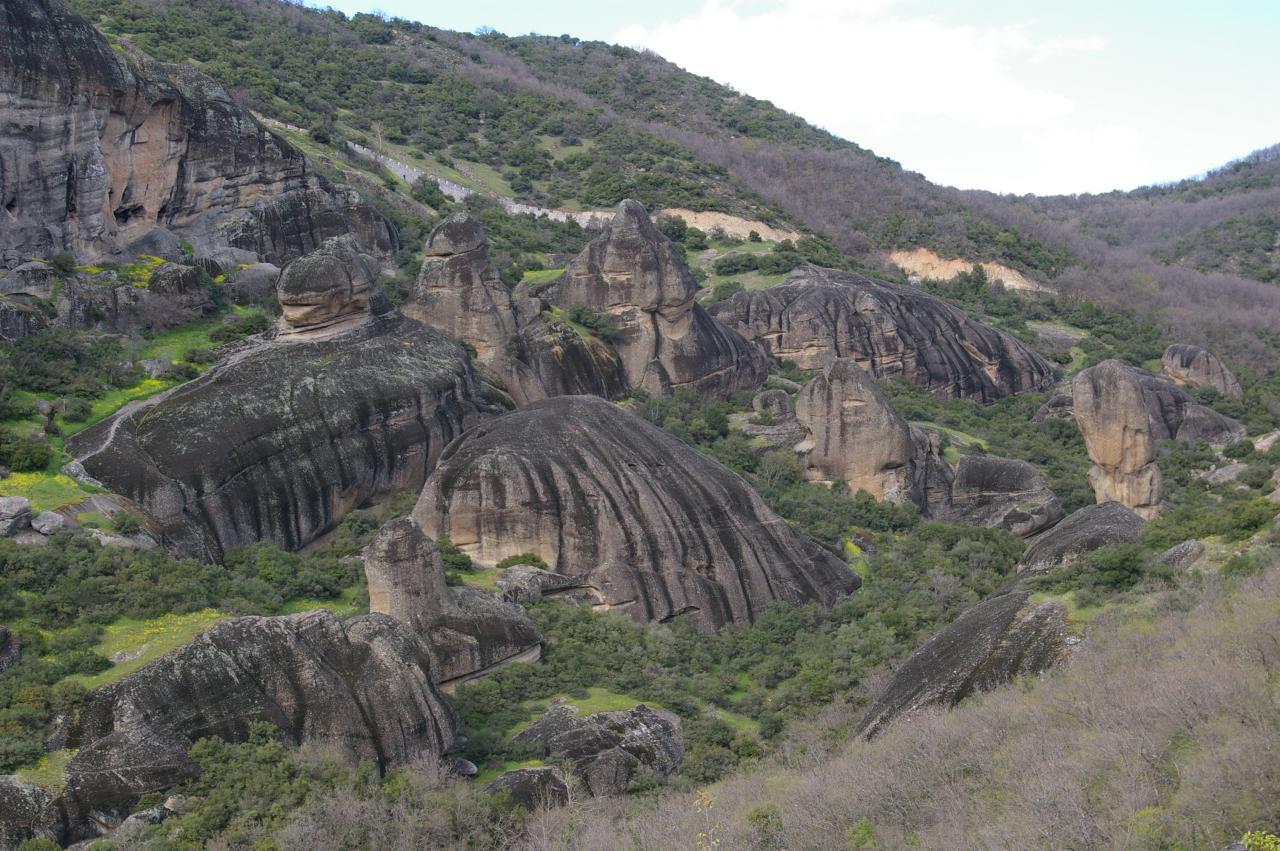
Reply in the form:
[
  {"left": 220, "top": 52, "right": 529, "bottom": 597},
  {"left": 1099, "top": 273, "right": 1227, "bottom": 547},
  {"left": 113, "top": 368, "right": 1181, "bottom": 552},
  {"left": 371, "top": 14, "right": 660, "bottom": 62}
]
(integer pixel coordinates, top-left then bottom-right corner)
[
  {"left": 710, "top": 265, "right": 1055, "bottom": 402},
  {"left": 66, "top": 240, "right": 500, "bottom": 560},
  {"left": 415, "top": 395, "right": 858, "bottom": 632},
  {"left": 0, "top": 0, "right": 395, "bottom": 269}
]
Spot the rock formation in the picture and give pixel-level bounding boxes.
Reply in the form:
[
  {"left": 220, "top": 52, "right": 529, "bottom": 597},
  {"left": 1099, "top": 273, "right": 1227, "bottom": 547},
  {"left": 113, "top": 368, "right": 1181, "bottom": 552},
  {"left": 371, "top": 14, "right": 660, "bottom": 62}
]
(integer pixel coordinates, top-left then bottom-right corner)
[
  {"left": 0, "top": 0, "right": 395, "bottom": 269},
  {"left": 794, "top": 358, "right": 920, "bottom": 501},
  {"left": 416, "top": 395, "right": 859, "bottom": 631},
  {"left": 276, "top": 235, "right": 386, "bottom": 337},
  {"left": 363, "top": 517, "right": 542, "bottom": 688},
  {"left": 940, "top": 455, "right": 1064, "bottom": 537},
  {"left": 859, "top": 588, "right": 1068, "bottom": 738},
  {"left": 791, "top": 360, "right": 1060, "bottom": 535},
  {"left": 67, "top": 240, "right": 500, "bottom": 560},
  {"left": 1161, "top": 344, "right": 1243, "bottom": 399},
  {"left": 512, "top": 704, "right": 683, "bottom": 797},
  {"left": 0, "top": 624, "right": 19, "bottom": 673},
  {"left": 0, "top": 496, "right": 32, "bottom": 536},
  {"left": 1072, "top": 359, "right": 1245, "bottom": 517},
  {"left": 405, "top": 213, "right": 628, "bottom": 405},
  {"left": 534, "top": 200, "right": 766, "bottom": 398},
  {"left": 709, "top": 265, "right": 1055, "bottom": 402},
  {"left": 221, "top": 262, "right": 280, "bottom": 305},
  {"left": 483, "top": 766, "right": 571, "bottom": 810},
  {"left": 1018, "top": 501, "right": 1144, "bottom": 574},
  {"left": 51, "top": 611, "right": 457, "bottom": 843}
]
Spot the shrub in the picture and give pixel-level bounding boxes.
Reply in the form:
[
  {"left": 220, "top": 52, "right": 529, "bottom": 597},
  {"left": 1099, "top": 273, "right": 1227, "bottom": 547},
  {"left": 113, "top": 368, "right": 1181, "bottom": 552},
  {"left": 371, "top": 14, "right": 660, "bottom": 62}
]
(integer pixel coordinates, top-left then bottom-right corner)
[{"left": 494, "top": 553, "right": 547, "bottom": 570}]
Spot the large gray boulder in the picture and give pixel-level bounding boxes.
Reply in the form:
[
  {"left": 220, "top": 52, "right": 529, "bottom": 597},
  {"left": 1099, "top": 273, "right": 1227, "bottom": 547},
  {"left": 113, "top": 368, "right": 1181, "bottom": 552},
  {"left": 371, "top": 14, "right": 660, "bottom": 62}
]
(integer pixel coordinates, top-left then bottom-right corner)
[
  {"left": 221, "top": 262, "right": 280, "bottom": 305},
  {"left": 1018, "top": 501, "right": 1143, "bottom": 574},
  {"left": 483, "top": 766, "right": 571, "bottom": 810},
  {"left": 416, "top": 395, "right": 859, "bottom": 631},
  {"left": 0, "top": 496, "right": 32, "bottom": 536},
  {"left": 276, "top": 235, "right": 387, "bottom": 337},
  {"left": 58, "top": 611, "right": 457, "bottom": 841},
  {"left": 0, "top": 776, "right": 58, "bottom": 849},
  {"left": 512, "top": 704, "right": 683, "bottom": 797},
  {"left": 1073, "top": 360, "right": 1244, "bottom": 517},
  {"left": 710, "top": 264, "right": 1055, "bottom": 402},
  {"left": 67, "top": 245, "right": 499, "bottom": 560},
  {"left": 0, "top": 0, "right": 395, "bottom": 269},
  {"left": 1161, "top": 344, "right": 1243, "bottom": 399},
  {"left": 363, "top": 517, "right": 542, "bottom": 689},
  {"left": 859, "top": 588, "right": 1068, "bottom": 738},
  {"left": 941, "top": 455, "right": 1063, "bottom": 537},
  {"left": 535, "top": 200, "right": 766, "bottom": 399}
]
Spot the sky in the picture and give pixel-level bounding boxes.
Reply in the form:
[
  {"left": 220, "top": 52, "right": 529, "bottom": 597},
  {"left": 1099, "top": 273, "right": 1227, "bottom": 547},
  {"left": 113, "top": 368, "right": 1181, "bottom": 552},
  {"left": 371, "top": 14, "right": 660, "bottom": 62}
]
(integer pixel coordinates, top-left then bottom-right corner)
[{"left": 311, "top": 0, "right": 1280, "bottom": 195}]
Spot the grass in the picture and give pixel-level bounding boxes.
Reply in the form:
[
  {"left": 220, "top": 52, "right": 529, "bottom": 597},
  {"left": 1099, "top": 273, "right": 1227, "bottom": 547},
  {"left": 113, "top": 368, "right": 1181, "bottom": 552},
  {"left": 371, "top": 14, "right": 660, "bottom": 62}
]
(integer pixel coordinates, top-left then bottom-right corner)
[
  {"left": 136, "top": 316, "right": 228, "bottom": 364},
  {"left": 67, "top": 609, "right": 226, "bottom": 690},
  {"left": 911, "top": 422, "right": 990, "bottom": 451},
  {"left": 457, "top": 567, "right": 504, "bottom": 592},
  {"left": 458, "top": 160, "right": 514, "bottom": 197},
  {"left": 277, "top": 585, "right": 366, "bottom": 617},
  {"left": 537, "top": 134, "right": 595, "bottom": 161},
  {"left": 521, "top": 268, "right": 564, "bottom": 288},
  {"left": 508, "top": 687, "right": 663, "bottom": 737},
  {"left": 473, "top": 758, "right": 546, "bottom": 785},
  {"left": 61, "top": 377, "right": 174, "bottom": 436},
  {"left": 0, "top": 472, "right": 88, "bottom": 513},
  {"left": 14, "top": 748, "right": 76, "bottom": 789}
]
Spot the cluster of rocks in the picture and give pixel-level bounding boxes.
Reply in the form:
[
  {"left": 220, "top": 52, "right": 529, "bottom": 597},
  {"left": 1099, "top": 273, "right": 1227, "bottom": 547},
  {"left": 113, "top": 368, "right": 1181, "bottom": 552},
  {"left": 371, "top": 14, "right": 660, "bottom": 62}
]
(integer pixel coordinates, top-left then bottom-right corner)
[
  {"left": 1072, "top": 359, "right": 1245, "bottom": 517},
  {"left": 769, "top": 359, "right": 1061, "bottom": 537},
  {"left": 709, "top": 264, "right": 1055, "bottom": 402},
  {"left": 66, "top": 236, "right": 502, "bottom": 560},
  {"left": 415, "top": 394, "right": 859, "bottom": 632},
  {"left": 511, "top": 704, "right": 683, "bottom": 797},
  {"left": 5, "top": 610, "right": 462, "bottom": 845},
  {"left": 0, "top": 0, "right": 395, "bottom": 273}
]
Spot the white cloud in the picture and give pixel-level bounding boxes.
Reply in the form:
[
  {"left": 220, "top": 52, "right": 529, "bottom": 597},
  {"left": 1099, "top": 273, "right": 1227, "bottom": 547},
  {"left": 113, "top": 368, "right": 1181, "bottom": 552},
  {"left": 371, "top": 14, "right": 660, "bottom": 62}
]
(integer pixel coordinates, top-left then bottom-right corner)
[{"left": 614, "top": 0, "right": 1140, "bottom": 193}]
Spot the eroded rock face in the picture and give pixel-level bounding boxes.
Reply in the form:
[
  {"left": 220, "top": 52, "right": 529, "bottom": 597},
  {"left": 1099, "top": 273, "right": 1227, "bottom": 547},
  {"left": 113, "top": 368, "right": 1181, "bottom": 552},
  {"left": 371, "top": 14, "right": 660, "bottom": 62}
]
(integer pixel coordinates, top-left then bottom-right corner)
[
  {"left": 0, "top": 0, "right": 395, "bottom": 269},
  {"left": 416, "top": 395, "right": 859, "bottom": 631},
  {"left": 539, "top": 201, "right": 765, "bottom": 398},
  {"left": 363, "top": 517, "right": 542, "bottom": 688},
  {"left": 1162, "top": 344, "right": 1243, "bottom": 399},
  {"left": 512, "top": 704, "right": 682, "bottom": 797},
  {"left": 709, "top": 265, "right": 1055, "bottom": 402},
  {"left": 795, "top": 358, "right": 919, "bottom": 502},
  {"left": 1073, "top": 360, "right": 1245, "bottom": 517},
  {"left": 941, "top": 455, "right": 1063, "bottom": 537},
  {"left": 222, "top": 262, "right": 280, "bottom": 305},
  {"left": 0, "top": 776, "right": 57, "bottom": 849},
  {"left": 67, "top": 265, "right": 497, "bottom": 559},
  {"left": 1018, "top": 501, "right": 1143, "bottom": 574},
  {"left": 404, "top": 213, "right": 518, "bottom": 365},
  {"left": 60, "top": 611, "right": 456, "bottom": 840},
  {"left": 277, "top": 235, "right": 386, "bottom": 337},
  {"left": 859, "top": 589, "right": 1068, "bottom": 738}
]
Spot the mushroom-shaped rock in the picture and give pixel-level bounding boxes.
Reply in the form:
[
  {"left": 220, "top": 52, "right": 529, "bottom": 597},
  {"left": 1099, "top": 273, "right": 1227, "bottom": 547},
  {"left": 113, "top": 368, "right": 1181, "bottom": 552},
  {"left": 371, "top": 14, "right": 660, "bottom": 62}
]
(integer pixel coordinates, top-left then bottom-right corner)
[
  {"left": 1073, "top": 360, "right": 1244, "bottom": 517},
  {"left": 415, "top": 395, "right": 858, "bottom": 631},
  {"left": 277, "top": 235, "right": 387, "bottom": 336},
  {"left": 540, "top": 200, "right": 765, "bottom": 398},
  {"left": 512, "top": 704, "right": 682, "bottom": 797},
  {"left": 67, "top": 267, "right": 496, "bottom": 560},
  {"left": 483, "top": 766, "right": 571, "bottom": 810},
  {"left": 1018, "top": 501, "right": 1143, "bottom": 574},
  {"left": 709, "top": 265, "right": 1055, "bottom": 402},
  {"left": 363, "top": 517, "right": 542, "bottom": 688},
  {"left": 62, "top": 611, "right": 457, "bottom": 835},
  {"left": 404, "top": 213, "right": 519, "bottom": 365},
  {"left": 1161, "top": 344, "right": 1242, "bottom": 399},
  {"left": 943, "top": 455, "right": 1063, "bottom": 537},
  {"left": 858, "top": 589, "right": 1068, "bottom": 738},
  {"left": 795, "top": 358, "right": 919, "bottom": 502}
]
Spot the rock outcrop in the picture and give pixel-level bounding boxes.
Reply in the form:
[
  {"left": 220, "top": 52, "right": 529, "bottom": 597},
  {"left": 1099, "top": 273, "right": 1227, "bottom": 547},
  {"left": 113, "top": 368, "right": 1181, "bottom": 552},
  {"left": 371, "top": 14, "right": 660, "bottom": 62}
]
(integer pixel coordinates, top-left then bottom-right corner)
[
  {"left": 794, "top": 358, "right": 920, "bottom": 501},
  {"left": 405, "top": 213, "right": 628, "bottom": 405},
  {"left": 56, "top": 611, "right": 457, "bottom": 841},
  {"left": 1018, "top": 501, "right": 1143, "bottom": 574},
  {"left": 859, "top": 588, "right": 1068, "bottom": 738},
  {"left": 709, "top": 265, "right": 1055, "bottom": 402},
  {"left": 512, "top": 704, "right": 682, "bottom": 797},
  {"left": 0, "top": 0, "right": 395, "bottom": 269},
  {"left": 1072, "top": 360, "right": 1245, "bottom": 517},
  {"left": 276, "top": 235, "right": 386, "bottom": 337},
  {"left": 0, "top": 624, "right": 19, "bottom": 673},
  {"left": 940, "top": 455, "right": 1063, "bottom": 537},
  {"left": 416, "top": 395, "right": 859, "bottom": 631},
  {"left": 1161, "top": 344, "right": 1243, "bottom": 399},
  {"left": 0, "top": 776, "right": 58, "bottom": 849},
  {"left": 67, "top": 241, "right": 499, "bottom": 560},
  {"left": 535, "top": 201, "right": 765, "bottom": 398},
  {"left": 483, "top": 766, "right": 571, "bottom": 810},
  {"left": 0, "top": 496, "right": 33, "bottom": 536},
  {"left": 363, "top": 517, "right": 542, "bottom": 688}
]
